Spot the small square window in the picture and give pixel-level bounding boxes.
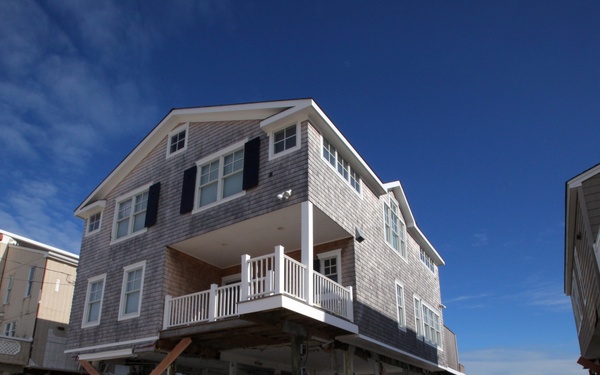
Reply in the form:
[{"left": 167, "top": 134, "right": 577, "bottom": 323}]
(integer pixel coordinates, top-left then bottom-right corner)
[
  {"left": 87, "top": 212, "right": 102, "bottom": 235},
  {"left": 167, "top": 123, "right": 189, "bottom": 158},
  {"left": 269, "top": 123, "right": 300, "bottom": 160}
]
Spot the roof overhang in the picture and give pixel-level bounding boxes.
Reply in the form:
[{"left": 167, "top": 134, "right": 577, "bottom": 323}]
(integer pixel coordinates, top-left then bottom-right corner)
[
  {"left": 383, "top": 181, "right": 445, "bottom": 266},
  {"left": 75, "top": 99, "right": 388, "bottom": 216},
  {"left": 0, "top": 229, "right": 79, "bottom": 263}
]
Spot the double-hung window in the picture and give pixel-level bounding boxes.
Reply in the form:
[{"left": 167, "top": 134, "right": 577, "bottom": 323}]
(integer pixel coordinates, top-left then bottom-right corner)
[
  {"left": 118, "top": 261, "right": 146, "bottom": 321},
  {"left": 414, "top": 296, "right": 442, "bottom": 347},
  {"left": 82, "top": 274, "right": 106, "bottom": 328},
  {"left": 167, "top": 123, "right": 188, "bottom": 158},
  {"left": 25, "top": 266, "right": 35, "bottom": 297},
  {"left": 321, "top": 137, "right": 361, "bottom": 194},
  {"left": 3, "top": 322, "right": 15, "bottom": 337},
  {"left": 395, "top": 282, "right": 406, "bottom": 328},
  {"left": 112, "top": 182, "right": 160, "bottom": 243},
  {"left": 4, "top": 275, "right": 13, "bottom": 304},
  {"left": 384, "top": 196, "right": 406, "bottom": 258}
]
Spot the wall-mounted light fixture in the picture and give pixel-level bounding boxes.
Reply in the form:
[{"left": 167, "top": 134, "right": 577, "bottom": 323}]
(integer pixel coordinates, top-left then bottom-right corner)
[
  {"left": 277, "top": 189, "right": 292, "bottom": 201},
  {"left": 355, "top": 227, "right": 366, "bottom": 243}
]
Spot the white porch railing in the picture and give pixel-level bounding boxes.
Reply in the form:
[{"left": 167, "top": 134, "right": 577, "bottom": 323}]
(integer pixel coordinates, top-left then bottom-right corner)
[{"left": 163, "top": 246, "right": 353, "bottom": 329}]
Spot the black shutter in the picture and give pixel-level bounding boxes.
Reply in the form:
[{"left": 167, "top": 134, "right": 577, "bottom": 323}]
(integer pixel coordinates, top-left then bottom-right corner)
[
  {"left": 144, "top": 182, "right": 161, "bottom": 227},
  {"left": 242, "top": 137, "right": 260, "bottom": 190},
  {"left": 180, "top": 166, "right": 197, "bottom": 214}
]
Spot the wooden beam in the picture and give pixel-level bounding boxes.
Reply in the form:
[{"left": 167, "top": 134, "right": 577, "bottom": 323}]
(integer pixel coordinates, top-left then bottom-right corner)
[
  {"left": 577, "top": 356, "right": 600, "bottom": 372},
  {"left": 79, "top": 360, "right": 101, "bottom": 375},
  {"left": 149, "top": 337, "right": 192, "bottom": 375}
]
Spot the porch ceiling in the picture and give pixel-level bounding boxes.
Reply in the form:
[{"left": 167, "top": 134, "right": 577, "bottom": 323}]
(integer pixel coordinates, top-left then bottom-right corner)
[{"left": 169, "top": 203, "right": 350, "bottom": 268}]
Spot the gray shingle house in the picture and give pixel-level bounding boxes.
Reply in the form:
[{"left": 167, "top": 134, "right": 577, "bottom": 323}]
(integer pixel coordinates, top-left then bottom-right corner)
[
  {"left": 66, "top": 99, "right": 464, "bottom": 375},
  {"left": 565, "top": 163, "right": 600, "bottom": 373}
]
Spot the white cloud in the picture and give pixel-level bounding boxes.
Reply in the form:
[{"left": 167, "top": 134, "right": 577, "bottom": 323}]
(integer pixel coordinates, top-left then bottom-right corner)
[{"left": 461, "top": 348, "right": 583, "bottom": 375}]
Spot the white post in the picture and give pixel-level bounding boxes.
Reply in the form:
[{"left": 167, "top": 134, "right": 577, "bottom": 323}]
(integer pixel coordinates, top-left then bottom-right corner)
[
  {"left": 346, "top": 286, "right": 354, "bottom": 322},
  {"left": 208, "top": 283, "right": 218, "bottom": 321},
  {"left": 302, "top": 201, "right": 314, "bottom": 305},
  {"left": 241, "top": 254, "right": 250, "bottom": 301},
  {"left": 229, "top": 361, "right": 237, "bottom": 375},
  {"left": 163, "top": 295, "right": 172, "bottom": 330},
  {"left": 274, "top": 245, "right": 285, "bottom": 295}
]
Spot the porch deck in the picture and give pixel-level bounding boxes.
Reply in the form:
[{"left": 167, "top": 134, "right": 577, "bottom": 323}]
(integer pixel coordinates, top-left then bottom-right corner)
[{"left": 163, "top": 246, "right": 354, "bottom": 330}]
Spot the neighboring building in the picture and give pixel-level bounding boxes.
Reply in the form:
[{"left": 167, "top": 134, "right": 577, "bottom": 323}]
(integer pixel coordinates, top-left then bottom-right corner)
[
  {"left": 565, "top": 163, "right": 600, "bottom": 373},
  {"left": 0, "top": 229, "right": 79, "bottom": 375},
  {"left": 66, "top": 99, "right": 464, "bottom": 375}
]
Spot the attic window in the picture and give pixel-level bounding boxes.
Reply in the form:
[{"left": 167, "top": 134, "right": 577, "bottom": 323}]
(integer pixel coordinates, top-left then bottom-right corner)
[
  {"left": 268, "top": 122, "right": 301, "bottom": 160},
  {"left": 86, "top": 212, "right": 102, "bottom": 236},
  {"left": 322, "top": 137, "right": 361, "bottom": 195},
  {"left": 167, "top": 123, "right": 189, "bottom": 158}
]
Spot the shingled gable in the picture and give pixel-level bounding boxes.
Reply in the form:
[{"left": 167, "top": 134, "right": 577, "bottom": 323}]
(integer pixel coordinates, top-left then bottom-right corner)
[
  {"left": 383, "top": 181, "right": 445, "bottom": 266},
  {"left": 75, "top": 98, "right": 388, "bottom": 218}
]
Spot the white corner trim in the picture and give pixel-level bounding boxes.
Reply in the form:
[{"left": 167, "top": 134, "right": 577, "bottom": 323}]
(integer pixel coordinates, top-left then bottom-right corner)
[{"left": 64, "top": 336, "right": 159, "bottom": 353}]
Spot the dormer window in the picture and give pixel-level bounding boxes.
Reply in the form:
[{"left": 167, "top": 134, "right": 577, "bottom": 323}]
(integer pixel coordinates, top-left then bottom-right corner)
[
  {"left": 167, "top": 123, "right": 189, "bottom": 158},
  {"left": 87, "top": 212, "right": 102, "bottom": 235}
]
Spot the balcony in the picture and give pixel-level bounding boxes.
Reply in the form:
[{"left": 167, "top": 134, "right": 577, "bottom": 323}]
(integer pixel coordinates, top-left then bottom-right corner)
[{"left": 163, "top": 246, "right": 354, "bottom": 330}]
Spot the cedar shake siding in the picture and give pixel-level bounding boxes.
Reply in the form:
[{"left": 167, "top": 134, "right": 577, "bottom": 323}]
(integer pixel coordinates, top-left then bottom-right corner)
[{"left": 68, "top": 100, "right": 463, "bottom": 375}]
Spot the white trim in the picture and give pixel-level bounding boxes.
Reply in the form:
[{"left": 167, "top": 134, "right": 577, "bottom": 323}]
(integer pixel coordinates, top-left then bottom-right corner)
[
  {"left": 316, "top": 249, "right": 342, "bottom": 282},
  {"left": 193, "top": 138, "right": 248, "bottom": 213},
  {"left": 567, "top": 163, "right": 600, "bottom": 188},
  {"left": 65, "top": 336, "right": 159, "bottom": 353},
  {"left": 82, "top": 274, "right": 106, "bottom": 328},
  {"left": 337, "top": 334, "right": 462, "bottom": 374},
  {"left": 320, "top": 136, "right": 363, "bottom": 197},
  {"left": 78, "top": 348, "right": 133, "bottom": 361},
  {"left": 75, "top": 200, "right": 106, "bottom": 219},
  {"left": 111, "top": 183, "right": 153, "bottom": 244},
  {"left": 0, "top": 230, "right": 78, "bottom": 261},
  {"left": 394, "top": 280, "right": 406, "bottom": 330},
  {"left": 238, "top": 293, "right": 358, "bottom": 333},
  {"left": 85, "top": 211, "right": 103, "bottom": 237},
  {"left": 268, "top": 121, "right": 301, "bottom": 161},
  {"left": 166, "top": 122, "right": 189, "bottom": 159},
  {"left": 118, "top": 261, "right": 146, "bottom": 321}
]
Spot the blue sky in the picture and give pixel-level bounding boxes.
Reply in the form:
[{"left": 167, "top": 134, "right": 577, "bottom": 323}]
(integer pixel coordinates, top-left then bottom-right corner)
[{"left": 0, "top": 1, "right": 598, "bottom": 374}]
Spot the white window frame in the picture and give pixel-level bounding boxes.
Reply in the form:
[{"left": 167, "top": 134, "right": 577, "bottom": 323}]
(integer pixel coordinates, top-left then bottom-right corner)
[
  {"left": 111, "top": 183, "right": 153, "bottom": 244},
  {"left": 166, "top": 122, "right": 189, "bottom": 158},
  {"left": 86, "top": 211, "right": 102, "bottom": 236},
  {"left": 24, "top": 266, "right": 35, "bottom": 297},
  {"left": 420, "top": 248, "right": 436, "bottom": 275},
  {"left": 3, "top": 322, "right": 15, "bottom": 337},
  {"left": 269, "top": 122, "right": 301, "bottom": 160},
  {"left": 193, "top": 139, "right": 247, "bottom": 213},
  {"left": 414, "top": 296, "right": 442, "bottom": 348},
  {"left": 118, "top": 261, "right": 146, "bottom": 321},
  {"left": 395, "top": 281, "right": 406, "bottom": 329},
  {"left": 321, "top": 137, "right": 362, "bottom": 196},
  {"left": 316, "top": 249, "right": 342, "bottom": 283},
  {"left": 82, "top": 274, "right": 106, "bottom": 328},
  {"left": 4, "top": 274, "right": 13, "bottom": 305},
  {"left": 384, "top": 195, "right": 407, "bottom": 259}
]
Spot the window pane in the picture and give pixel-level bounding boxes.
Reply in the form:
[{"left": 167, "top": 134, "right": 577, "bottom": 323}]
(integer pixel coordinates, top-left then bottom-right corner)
[
  {"left": 118, "top": 200, "right": 132, "bottom": 220},
  {"left": 125, "top": 291, "right": 140, "bottom": 314},
  {"left": 285, "top": 134, "right": 296, "bottom": 149},
  {"left": 200, "top": 182, "right": 218, "bottom": 206},
  {"left": 134, "top": 192, "right": 148, "bottom": 213},
  {"left": 88, "top": 301, "right": 100, "bottom": 322},
  {"left": 117, "top": 218, "right": 130, "bottom": 238},
  {"left": 132, "top": 212, "right": 146, "bottom": 232},
  {"left": 223, "top": 172, "right": 243, "bottom": 198}
]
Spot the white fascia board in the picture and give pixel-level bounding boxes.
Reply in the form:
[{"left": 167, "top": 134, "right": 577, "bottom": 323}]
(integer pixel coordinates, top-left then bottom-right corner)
[
  {"left": 383, "top": 182, "right": 445, "bottom": 266},
  {"left": 75, "top": 100, "right": 308, "bottom": 214},
  {"left": 78, "top": 348, "right": 133, "bottom": 361},
  {"left": 564, "top": 186, "right": 579, "bottom": 294},
  {"left": 337, "top": 333, "right": 454, "bottom": 374},
  {"left": 74, "top": 200, "right": 106, "bottom": 219},
  {"left": 566, "top": 163, "right": 600, "bottom": 189},
  {"left": 0, "top": 229, "right": 78, "bottom": 259}
]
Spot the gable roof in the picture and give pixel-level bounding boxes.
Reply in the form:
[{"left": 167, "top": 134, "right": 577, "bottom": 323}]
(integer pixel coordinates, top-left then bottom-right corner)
[
  {"left": 75, "top": 99, "right": 387, "bottom": 217},
  {"left": 383, "top": 182, "right": 445, "bottom": 266},
  {"left": 0, "top": 229, "right": 79, "bottom": 265}
]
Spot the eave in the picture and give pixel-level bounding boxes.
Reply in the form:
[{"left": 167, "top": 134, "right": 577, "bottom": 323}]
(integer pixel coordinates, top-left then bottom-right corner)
[{"left": 383, "top": 181, "right": 445, "bottom": 266}]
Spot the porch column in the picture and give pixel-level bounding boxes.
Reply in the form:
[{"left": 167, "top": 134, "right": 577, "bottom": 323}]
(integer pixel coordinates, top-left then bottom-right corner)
[
  {"left": 301, "top": 201, "right": 314, "bottom": 305},
  {"left": 343, "top": 346, "right": 355, "bottom": 375}
]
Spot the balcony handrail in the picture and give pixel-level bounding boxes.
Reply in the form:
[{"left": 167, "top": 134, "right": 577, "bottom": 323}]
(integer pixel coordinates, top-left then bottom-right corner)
[{"left": 164, "top": 246, "right": 354, "bottom": 329}]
